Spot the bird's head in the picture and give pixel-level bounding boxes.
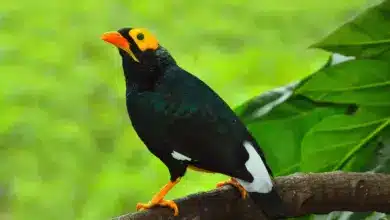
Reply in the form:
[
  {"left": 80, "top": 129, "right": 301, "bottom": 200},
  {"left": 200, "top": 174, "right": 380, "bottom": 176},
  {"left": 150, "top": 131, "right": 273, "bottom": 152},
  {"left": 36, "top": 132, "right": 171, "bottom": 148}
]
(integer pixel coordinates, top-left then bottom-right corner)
[
  {"left": 101, "top": 27, "right": 176, "bottom": 89},
  {"left": 101, "top": 27, "right": 160, "bottom": 64}
]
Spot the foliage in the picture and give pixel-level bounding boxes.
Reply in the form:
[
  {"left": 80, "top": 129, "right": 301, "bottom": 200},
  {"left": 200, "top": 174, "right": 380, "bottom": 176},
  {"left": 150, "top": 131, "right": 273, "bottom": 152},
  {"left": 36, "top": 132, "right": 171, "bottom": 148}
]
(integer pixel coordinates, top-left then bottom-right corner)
[{"left": 236, "top": 1, "right": 390, "bottom": 219}]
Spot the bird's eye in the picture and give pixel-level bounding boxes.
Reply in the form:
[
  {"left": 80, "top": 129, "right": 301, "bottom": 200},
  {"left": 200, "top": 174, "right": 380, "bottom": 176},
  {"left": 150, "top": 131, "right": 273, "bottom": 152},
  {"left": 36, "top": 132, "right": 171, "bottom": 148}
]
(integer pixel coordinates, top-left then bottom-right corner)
[{"left": 136, "top": 33, "right": 144, "bottom": 40}]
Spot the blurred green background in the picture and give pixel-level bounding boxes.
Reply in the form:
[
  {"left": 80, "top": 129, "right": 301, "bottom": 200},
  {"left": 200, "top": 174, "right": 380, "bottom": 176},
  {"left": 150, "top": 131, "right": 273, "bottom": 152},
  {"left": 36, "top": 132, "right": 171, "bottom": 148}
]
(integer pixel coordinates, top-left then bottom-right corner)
[{"left": 0, "top": 0, "right": 377, "bottom": 219}]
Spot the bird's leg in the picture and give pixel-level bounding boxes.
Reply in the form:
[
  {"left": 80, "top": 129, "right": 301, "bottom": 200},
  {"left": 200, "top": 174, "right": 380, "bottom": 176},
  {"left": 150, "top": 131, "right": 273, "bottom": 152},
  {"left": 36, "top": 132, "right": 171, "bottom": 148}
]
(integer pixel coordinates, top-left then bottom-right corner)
[
  {"left": 136, "top": 177, "right": 180, "bottom": 216},
  {"left": 216, "top": 177, "right": 248, "bottom": 199}
]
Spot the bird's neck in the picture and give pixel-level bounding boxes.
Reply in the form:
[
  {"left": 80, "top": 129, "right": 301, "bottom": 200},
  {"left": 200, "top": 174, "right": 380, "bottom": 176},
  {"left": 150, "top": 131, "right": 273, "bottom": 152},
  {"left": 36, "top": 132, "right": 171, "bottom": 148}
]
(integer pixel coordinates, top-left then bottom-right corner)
[
  {"left": 123, "top": 47, "right": 177, "bottom": 93},
  {"left": 122, "top": 60, "right": 158, "bottom": 92},
  {"left": 155, "top": 47, "right": 177, "bottom": 71}
]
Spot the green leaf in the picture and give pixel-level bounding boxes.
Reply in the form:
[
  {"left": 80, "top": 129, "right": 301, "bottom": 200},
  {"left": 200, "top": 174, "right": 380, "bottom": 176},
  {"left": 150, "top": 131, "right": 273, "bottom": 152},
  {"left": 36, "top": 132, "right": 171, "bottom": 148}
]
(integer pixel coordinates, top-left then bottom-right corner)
[
  {"left": 297, "top": 60, "right": 390, "bottom": 106},
  {"left": 303, "top": 85, "right": 390, "bottom": 106},
  {"left": 341, "top": 140, "right": 378, "bottom": 172},
  {"left": 370, "top": 127, "right": 390, "bottom": 173},
  {"left": 311, "top": 0, "right": 390, "bottom": 59},
  {"left": 343, "top": 125, "right": 390, "bottom": 172},
  {"left": 301, "top": 107, "right": 390, "bottom": 172}
]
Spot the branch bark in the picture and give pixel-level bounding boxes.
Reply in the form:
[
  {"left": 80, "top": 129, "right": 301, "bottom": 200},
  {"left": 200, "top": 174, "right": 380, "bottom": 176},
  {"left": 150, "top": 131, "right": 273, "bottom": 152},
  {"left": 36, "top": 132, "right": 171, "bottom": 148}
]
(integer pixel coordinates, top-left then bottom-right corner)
[{"left": 113, "top": 172, "right": 390, "bottom": 220}]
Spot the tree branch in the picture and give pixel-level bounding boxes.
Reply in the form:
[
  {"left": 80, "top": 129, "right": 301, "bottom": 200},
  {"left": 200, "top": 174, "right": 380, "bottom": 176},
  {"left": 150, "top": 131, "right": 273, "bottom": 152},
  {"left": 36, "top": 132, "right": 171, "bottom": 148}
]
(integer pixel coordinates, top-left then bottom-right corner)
[{"left": 113, "top": 172, "right": 390, "bottom": 220}]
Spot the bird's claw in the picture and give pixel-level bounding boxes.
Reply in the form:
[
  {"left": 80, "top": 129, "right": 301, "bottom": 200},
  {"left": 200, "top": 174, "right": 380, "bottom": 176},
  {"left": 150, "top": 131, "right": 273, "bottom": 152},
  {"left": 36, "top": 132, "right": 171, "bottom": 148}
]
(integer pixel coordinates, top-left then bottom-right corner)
[
  {"left": 216, "top": 178, "right": 248, "bottom": 199},
  {"left": 136, "top": 199, "right": 179, "bottom": 216}
]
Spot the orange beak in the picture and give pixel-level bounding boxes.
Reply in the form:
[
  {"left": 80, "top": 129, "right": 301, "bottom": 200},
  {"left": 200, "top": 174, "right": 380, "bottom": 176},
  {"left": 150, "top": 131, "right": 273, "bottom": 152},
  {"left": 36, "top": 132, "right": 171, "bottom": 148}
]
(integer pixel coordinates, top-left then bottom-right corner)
[{"left": 101, "top": 31, "right": 139, "bottom": 62}]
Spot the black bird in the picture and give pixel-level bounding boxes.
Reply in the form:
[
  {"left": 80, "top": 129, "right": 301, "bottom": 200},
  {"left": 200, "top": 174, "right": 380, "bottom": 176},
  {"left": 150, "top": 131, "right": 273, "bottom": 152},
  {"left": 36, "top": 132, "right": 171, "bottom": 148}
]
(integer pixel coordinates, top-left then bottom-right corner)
[{"left": 101, "top": 27, "right": 284, "bottom": 217}]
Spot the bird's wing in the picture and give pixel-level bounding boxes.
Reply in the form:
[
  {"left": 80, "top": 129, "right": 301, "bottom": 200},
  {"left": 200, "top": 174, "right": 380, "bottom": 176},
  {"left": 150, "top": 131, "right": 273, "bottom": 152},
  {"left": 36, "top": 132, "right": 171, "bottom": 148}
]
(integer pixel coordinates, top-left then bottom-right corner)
[{"left": 159, "top": 68, "right": 273, "bottom": 187}]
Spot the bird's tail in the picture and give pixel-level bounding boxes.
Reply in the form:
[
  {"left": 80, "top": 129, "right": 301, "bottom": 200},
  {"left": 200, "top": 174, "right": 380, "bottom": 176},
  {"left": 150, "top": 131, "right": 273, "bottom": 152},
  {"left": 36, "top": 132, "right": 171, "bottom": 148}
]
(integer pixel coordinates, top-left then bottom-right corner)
[{"left": 249, "top": 187, "right": 285, "bottom": 219}]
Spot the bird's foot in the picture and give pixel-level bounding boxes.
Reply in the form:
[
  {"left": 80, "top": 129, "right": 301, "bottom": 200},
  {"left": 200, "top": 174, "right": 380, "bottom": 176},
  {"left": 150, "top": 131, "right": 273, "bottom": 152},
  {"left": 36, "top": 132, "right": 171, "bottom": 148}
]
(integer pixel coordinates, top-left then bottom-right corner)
[
  {"left": 136, "top": 199, "right": 179, "bottom": 216},
  {"left": 216, "top": 178, "right": 248, "bottom": 199}
]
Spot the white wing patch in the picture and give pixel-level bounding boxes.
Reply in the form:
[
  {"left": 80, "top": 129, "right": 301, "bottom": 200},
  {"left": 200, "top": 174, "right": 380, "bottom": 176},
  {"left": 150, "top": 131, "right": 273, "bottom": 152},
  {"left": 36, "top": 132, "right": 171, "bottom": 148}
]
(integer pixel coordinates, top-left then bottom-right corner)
[
  {"left": 171, "top": 151, "right": 192, "bottom": 161},
  {"left": 236, "top": 141, "right": 273, "bottom": 193}
]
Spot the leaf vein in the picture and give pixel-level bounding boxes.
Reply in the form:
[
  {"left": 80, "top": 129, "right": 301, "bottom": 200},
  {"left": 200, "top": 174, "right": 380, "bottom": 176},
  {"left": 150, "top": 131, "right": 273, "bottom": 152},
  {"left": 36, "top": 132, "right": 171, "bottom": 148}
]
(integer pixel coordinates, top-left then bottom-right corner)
[
  {"left": 302, "top": 81, "right": 390, "bottom": 92},
  {"left": 314, "top": 118, "right": 389, "bottom": 132},
  {"left": 303, "top": 141, "right": 359, "bottom": 156},
  {"left": 334, "top": 119, "right": 390, "bottom": 170}
]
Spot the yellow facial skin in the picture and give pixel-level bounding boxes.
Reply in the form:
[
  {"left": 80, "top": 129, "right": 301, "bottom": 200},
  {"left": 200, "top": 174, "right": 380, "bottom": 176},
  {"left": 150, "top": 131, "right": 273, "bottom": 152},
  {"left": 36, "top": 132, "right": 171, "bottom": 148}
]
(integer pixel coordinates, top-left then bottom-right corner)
[{"left": 128, "top": 28, "right": 159, "bottom": 52}]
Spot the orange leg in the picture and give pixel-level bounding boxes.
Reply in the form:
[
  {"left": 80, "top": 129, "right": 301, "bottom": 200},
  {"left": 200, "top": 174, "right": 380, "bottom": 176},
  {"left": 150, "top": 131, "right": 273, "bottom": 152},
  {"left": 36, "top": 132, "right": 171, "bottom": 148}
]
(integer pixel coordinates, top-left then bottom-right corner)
[
  {"left": 216, "top": 178, "right": 248, "bottom": 199},
  {"left": 136, "top": 178, "right": 180, "bottom": 216}
]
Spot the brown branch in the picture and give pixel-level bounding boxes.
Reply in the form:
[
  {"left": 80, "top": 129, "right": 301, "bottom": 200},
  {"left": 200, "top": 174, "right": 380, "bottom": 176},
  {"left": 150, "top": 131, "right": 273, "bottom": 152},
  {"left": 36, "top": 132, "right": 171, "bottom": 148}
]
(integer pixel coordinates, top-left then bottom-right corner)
[{"left": 113, "top": 172, "right": 390, "bottom": 220}]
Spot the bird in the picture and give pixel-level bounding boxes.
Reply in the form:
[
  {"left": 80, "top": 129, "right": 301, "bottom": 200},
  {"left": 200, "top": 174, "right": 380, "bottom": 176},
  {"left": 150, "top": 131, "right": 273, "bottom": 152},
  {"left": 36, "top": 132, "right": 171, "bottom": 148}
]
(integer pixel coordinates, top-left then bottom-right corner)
[{"left": 101, "top": 27, "right": 284, "bottom": 217}]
